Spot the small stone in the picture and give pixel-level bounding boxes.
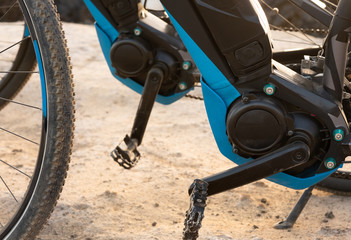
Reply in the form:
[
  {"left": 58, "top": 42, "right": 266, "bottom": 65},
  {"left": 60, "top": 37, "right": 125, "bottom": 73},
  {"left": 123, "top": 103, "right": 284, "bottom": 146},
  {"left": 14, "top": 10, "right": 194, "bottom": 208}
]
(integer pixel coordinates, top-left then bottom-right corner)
[
  {"left": 325, "top": 211, "right": 335, "bottom": 219},
  {"left": 260, "top": 198, "right": 267, "bottom": 204},
  {"left": 253, "top": 225, "right": 259, "bottom": 229},
  {"left": 322, "top": 219, "right": 328, "bottom": 223},
  {"left": 154, "top": 203, "right": 159, "bottom": 208},
  {"left": 152, "top": 222, "right": 157, "bottom": 227}
]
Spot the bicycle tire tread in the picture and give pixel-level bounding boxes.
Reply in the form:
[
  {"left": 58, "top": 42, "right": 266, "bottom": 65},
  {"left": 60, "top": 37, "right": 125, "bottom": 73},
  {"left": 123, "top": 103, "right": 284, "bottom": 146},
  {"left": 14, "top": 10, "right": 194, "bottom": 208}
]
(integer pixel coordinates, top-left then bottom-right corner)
[
  {"left": 5, "top": 0, "right": 75, "bottom": 239},
  {"left": 315, "top": 171, "right": 351, "bottom": 196}
]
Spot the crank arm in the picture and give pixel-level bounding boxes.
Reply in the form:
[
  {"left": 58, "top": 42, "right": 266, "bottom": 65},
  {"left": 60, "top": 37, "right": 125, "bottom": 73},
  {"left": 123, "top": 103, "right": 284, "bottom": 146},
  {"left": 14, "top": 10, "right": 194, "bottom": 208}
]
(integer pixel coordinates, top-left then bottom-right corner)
[{"left": 198, "top": 141, "right": 310, "bottom": 196}]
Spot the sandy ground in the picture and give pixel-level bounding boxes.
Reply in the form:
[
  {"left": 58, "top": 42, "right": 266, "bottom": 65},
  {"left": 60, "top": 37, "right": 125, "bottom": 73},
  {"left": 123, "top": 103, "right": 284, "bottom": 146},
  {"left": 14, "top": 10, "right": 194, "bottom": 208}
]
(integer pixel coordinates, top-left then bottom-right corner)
[{"left": 30, "top": 23, "right": 351, "bottom": 240}]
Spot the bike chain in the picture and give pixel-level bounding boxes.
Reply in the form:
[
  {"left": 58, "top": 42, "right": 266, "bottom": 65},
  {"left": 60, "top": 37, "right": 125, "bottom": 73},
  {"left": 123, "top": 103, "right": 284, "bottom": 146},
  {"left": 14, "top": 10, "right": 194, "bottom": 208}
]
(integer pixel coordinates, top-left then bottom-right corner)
[{"left": 279, "top": 27, "right": 328, "bottom": 34}]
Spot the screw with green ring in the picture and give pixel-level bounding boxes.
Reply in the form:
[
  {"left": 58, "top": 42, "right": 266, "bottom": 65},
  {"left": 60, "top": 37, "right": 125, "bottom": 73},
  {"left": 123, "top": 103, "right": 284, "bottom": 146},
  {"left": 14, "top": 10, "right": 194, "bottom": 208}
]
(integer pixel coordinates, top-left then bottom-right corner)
[
  {"left": 263, "top": 84, "right": 276, "bottom": 96},
  {"left": 134, "top": 27, "right": 142, "bottom": 36},
  {"left": 333, "top": 129, "right": 344, "bottom": 142},
  {"left": 324, "top": 157, "right": 336, "bottom": 170},
  {"left": 178, "top": 82, "right": 187, "bottom": 91},
  {"left": 182, "top": 61, "right": 192, "bottom": 71}
]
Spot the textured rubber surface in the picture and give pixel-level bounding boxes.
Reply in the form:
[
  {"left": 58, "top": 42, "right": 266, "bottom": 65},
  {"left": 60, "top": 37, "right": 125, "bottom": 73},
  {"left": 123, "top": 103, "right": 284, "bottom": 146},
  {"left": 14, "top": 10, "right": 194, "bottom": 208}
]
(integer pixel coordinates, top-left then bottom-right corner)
[
  {"left": 316, "top": 171, "right": 351, "bottom": 196},
  {"left": 1, "top": 0, "right": 75, "bottom": 239}
]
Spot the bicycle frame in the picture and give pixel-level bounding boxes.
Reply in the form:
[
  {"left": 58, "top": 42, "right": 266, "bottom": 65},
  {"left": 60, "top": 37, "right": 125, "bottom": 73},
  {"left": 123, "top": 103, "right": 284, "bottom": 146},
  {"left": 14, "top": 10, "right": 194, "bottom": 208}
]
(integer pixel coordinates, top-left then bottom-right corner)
[{"left": 82, "top": 0, "right": 351, "bottom": 191}]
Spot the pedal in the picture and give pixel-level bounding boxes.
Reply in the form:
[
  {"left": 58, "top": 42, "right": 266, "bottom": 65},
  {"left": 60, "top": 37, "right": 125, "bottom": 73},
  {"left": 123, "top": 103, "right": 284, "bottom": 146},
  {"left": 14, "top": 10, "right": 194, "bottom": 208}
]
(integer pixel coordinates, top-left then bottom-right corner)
[
  {"left": 183, "top": 179, "right": 208, "bottom": 240},
  {"left": 111, "top": 135, "right": 140, "bottom": 169}
]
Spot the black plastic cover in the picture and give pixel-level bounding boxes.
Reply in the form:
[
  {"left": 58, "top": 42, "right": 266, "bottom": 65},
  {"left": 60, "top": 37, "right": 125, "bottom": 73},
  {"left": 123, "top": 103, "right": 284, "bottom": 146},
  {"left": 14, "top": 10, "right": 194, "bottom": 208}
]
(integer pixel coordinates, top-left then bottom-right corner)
[{"left": 194, "top": 0, "right": 272, "bottom": 79}]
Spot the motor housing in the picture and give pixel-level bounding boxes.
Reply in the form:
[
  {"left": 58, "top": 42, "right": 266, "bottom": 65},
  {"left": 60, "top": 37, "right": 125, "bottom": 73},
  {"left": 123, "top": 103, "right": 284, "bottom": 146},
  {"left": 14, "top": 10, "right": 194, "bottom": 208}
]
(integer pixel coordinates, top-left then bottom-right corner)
[
  {"left": 226, "top": 95, "right": 292, "bottom": 157},
  {"left": 110, "top": 37, "right": 153, "bottom": 78}
]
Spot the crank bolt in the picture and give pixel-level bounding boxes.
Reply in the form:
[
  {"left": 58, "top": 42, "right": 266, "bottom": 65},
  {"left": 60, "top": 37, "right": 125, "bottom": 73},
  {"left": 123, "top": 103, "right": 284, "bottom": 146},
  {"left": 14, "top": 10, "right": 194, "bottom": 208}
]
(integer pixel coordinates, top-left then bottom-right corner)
[
  {"left": 333, "top": 129, "right": 344, "bottom": 141},
  {"left": 178, "top": 82, "right": 187, "bottom": 91},
  {"left": 182, "top": 61, "right": 192, "bottom": 71},
  {"left": 324, "top": 158, "right": 336, "bottom": 170},
  {"left": 263, "top": 84, "right": 276, "bottom": 96},
  {"left": 134, "top": 27, "right": 142, "bottom": 36}
]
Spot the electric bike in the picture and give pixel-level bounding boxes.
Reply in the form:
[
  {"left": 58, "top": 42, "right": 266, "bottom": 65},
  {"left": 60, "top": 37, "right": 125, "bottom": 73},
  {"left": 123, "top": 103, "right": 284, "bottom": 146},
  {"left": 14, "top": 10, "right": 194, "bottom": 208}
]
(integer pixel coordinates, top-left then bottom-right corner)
[{"left": 0, "top": 0, "right": 350, "bottom": 239}]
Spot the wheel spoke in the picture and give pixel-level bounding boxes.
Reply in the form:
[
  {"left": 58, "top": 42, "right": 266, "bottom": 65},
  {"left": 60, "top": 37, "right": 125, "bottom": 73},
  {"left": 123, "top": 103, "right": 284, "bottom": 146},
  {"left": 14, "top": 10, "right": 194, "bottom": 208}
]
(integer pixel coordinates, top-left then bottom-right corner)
[
  {"left": 0, "top": 176, "right": 17, "bottom": 203},
  {"left": 0, "top": 97, "right": 42, "bottom": 111},
  {"left": 260, "top": 0, "right": 323, "bottom": 48},
  {"left": 0, "top": 71, "right": 39, "bottom": 74},
  {"left": 0, "top": 36, "right": 30, "bottom": 55},
  {"left": 0, "top": 159, "right": 31, "bottom": 179},
  {"left": 0, "top": 128, "right": 39, "bottom": 146},
  {"left": 0, "top": 1, "right": 18, "bottom": 22},
  {"left": 320, "top": 0, "right": 338, "bottom": 8}
]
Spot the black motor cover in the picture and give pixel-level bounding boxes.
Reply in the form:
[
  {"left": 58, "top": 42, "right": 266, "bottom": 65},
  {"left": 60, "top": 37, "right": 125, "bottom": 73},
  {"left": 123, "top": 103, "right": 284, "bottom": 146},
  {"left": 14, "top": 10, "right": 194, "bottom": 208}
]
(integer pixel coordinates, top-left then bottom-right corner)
[
  {"left": 110, "top": 37, "right": 153, "bottom": 78},
  {"left": 226, "top": 95, "right": 291, "bottom": 157}
]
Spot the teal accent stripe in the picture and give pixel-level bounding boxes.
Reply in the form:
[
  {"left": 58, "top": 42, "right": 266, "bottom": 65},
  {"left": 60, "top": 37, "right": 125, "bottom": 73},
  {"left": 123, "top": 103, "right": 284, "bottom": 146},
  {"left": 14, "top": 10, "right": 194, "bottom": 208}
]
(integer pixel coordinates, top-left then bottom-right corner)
[
  {"left": 33, "top": 40, "right": 47, "bottom": 117},
  {"left": 24, "top": 24, "right": 29, "bottom": 37},
  {"left": 83, "top": 0, "right": 119, "bottom": 41}
]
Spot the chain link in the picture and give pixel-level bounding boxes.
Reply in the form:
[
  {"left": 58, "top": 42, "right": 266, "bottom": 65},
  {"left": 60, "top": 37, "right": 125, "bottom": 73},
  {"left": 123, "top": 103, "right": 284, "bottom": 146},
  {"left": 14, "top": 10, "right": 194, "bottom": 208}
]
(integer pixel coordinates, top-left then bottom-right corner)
[{"left": 280, "top": 27, "right": 329, "bottom": 34}]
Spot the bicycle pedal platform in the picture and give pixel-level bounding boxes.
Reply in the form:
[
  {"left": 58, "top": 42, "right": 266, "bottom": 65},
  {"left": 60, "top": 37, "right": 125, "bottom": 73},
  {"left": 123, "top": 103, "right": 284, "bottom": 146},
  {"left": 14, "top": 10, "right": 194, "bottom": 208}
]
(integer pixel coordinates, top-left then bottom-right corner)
[{"left": 111, "top": 135, "right": 140, "bottom": 169}]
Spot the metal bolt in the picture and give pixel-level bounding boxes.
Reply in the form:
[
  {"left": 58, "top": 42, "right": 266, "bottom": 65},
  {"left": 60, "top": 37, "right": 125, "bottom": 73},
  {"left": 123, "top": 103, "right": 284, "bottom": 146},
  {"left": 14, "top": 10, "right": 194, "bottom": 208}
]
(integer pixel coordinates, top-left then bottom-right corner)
[
  {"left": 178, "top": 82, "right": 187, "bottom": 91},
  {"left": 182, "top": 61, "right": 192, "bottom": 71},
  {"left": 134, "top": 27, "right": 142, "bottom": 36},
  {"left": 333, "top": 129, "right": 344, "bottom": 141},
  {"left": 324, "top": 158, "right": 336, "bottom": 170},
  {"left": 293, "top": 151, "right": 306, "bottom": 162},
  {"left": 233, "top": 147, "right": 239, "bottom": 154},
  {"left": 287, "top": 130, "right": 294, "bottom": 136},
  {"left": 263, "top": 84, "right": 276, "bottom": 96},
  {"left": 242, "top": 97, "right": 249, "bottom": 103},
  {"left": 273, "top": 7, "right": 279, "bottom": 14}
]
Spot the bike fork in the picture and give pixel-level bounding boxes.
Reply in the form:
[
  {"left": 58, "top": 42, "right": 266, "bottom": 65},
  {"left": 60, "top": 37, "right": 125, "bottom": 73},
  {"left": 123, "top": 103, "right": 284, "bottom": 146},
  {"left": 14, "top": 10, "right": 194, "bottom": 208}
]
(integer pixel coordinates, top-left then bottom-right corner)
[{"left": 111, "top": 64, "right": 166, "bottom": 169}]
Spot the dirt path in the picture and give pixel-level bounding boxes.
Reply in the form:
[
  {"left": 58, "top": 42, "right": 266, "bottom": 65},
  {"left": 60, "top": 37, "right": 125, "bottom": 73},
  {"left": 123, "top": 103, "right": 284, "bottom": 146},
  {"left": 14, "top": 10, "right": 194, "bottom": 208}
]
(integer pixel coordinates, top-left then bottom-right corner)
[{"left": 36, "top": 23, "right": 351, "bottom": 240}]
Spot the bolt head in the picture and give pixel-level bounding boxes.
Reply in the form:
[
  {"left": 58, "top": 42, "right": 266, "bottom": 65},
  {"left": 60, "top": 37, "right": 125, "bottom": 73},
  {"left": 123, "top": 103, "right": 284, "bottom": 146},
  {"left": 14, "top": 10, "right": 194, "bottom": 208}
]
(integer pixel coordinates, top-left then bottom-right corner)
[
  {"left": 242, "top": 97, "right": 249, "bottom": 103},
  {"left": 134, "top": 28, "right": 142, "bottom": 36},
  {"left": 324, "top": 158, "right": 336, "bottom": 170},
  {"left": 182, "top": 61, "right": 192, "bottom": 71},
  {"left": 273, "top": 7, "right": 279, "bottom": 14},
  {"left": 178, "top": 82, "right": 187, "bottom": 91},
  {"left": 333, "top": 129, "right": 344, "bottom": 141},
  {"left": 263, "top": 84, "right": 276, "bottom": 96}
]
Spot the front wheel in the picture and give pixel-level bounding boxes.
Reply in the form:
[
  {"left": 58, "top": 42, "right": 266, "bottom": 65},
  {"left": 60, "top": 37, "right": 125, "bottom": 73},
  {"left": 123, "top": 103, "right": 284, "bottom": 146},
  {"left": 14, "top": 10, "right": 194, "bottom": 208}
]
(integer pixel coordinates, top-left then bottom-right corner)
[{"left": 0, "top": 0, "right": 75, "bottom": 239}]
